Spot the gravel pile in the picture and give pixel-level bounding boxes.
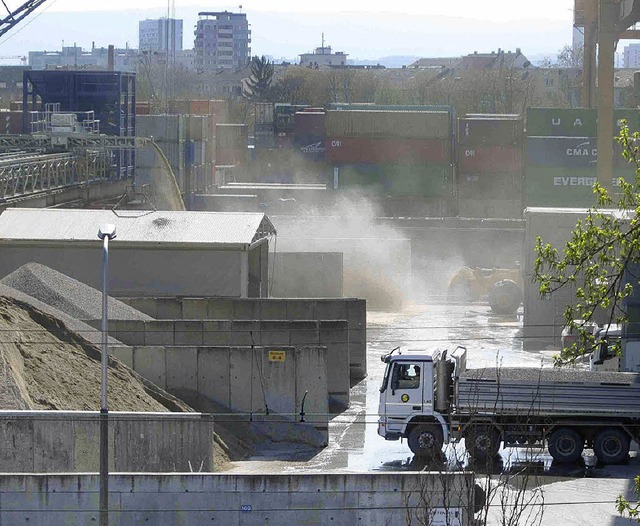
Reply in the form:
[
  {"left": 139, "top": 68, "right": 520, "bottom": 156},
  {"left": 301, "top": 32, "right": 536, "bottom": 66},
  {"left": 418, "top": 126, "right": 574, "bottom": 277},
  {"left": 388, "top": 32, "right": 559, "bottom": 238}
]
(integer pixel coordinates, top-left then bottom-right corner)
[
  {"left": 1, "top": 262, "right": 152, "bottom": 322},
  {"left": 462, "top": 367, "right": 640, "bottom": 385}
]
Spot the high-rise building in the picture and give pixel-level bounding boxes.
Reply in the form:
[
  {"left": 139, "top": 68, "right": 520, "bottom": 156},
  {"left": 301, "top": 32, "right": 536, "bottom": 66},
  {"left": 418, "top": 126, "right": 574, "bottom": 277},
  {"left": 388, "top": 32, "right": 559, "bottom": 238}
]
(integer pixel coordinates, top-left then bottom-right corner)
[
  {"left": 624, "top": 43, "right": 640, "bottom": 68},
  {"left": 194, "top": 11, "right": 251, "bottom": 72},
  {"left": 139, "top": 18, "right": 183, "bottom": 53}
]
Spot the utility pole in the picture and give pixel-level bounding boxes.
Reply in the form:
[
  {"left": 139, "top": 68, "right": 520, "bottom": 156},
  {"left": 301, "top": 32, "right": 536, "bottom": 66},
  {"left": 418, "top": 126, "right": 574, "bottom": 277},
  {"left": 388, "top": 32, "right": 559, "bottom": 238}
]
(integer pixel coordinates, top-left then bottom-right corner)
[{"left": 597, "top": 0, "right": 618, "bottom": 190}]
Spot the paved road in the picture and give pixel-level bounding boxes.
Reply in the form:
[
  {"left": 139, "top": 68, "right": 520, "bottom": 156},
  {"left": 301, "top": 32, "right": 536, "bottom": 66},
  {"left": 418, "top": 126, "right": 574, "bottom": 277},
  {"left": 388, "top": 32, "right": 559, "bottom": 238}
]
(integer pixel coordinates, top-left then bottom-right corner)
[{"left": 227, "top": 302, "right": 638, "bottom": 525}]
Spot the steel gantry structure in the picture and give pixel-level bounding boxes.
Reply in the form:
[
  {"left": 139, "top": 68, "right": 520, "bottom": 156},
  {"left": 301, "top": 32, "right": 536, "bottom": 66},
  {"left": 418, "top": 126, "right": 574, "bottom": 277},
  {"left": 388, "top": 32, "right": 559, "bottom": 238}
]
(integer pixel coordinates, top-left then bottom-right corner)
[
  {"left": 0, "top": 0, "right": 49, "bottom": 39},
  {"left": 578, "top": 0, "right": 640, "bottom": 187}
]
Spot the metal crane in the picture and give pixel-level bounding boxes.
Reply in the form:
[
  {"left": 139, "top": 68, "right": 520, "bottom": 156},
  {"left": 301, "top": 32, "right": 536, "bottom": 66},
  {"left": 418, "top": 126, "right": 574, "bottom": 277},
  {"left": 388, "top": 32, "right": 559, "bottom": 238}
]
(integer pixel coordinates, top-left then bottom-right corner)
[{"left": 0, "top": 0, "right": 49, "bottom": 39}]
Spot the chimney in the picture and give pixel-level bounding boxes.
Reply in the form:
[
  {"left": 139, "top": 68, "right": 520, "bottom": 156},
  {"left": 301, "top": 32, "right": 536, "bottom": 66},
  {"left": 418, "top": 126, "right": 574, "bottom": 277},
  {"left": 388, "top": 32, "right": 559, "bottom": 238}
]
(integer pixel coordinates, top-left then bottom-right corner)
[{"left": 108, "top": 45, "right": 115, "bottom": 70}]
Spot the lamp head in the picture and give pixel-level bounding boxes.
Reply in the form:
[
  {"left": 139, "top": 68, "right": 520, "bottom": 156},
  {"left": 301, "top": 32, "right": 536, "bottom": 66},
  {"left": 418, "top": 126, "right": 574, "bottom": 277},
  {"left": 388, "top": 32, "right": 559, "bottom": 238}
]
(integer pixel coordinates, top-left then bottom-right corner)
[{"left": 98, "top": 224, "right": 117, "bottom": 240}]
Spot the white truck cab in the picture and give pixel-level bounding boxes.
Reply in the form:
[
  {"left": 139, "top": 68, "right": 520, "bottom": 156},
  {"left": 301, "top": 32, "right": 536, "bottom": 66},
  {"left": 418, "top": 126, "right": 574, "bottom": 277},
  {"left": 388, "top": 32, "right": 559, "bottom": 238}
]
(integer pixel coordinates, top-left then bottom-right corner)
[{"left": 377, "top": 347, "right": 466, "bottom": 456}]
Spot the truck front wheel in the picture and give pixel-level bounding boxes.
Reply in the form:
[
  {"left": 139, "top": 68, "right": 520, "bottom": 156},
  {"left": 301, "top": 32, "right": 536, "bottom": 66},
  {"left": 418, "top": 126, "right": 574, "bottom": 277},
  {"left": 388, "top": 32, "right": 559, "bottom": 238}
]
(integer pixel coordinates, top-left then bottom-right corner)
[
  {"left": 594, "top": 428, "right": 630, "bottom": 465},
  {"left": 548, "top": 427, "right": 583, "bottom": 463},
  {"left": 408, "top": 424, "right": 444, "bottom": 458}
]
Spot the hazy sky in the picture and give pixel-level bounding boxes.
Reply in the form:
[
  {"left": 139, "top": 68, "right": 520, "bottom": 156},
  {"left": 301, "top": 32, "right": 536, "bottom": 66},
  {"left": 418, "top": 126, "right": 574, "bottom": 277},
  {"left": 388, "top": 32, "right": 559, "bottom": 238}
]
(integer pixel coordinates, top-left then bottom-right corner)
[{"left": 0, "top": 0, "right": 576, "bottom": 62}]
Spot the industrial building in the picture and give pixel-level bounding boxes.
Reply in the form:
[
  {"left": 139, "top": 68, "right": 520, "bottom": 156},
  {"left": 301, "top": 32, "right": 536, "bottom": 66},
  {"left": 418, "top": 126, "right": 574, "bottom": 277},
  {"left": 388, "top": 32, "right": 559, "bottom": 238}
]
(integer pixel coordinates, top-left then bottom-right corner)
[
  {"left": 299, "top": 42, "right": 348, "bottom": 67},
  {"left": 194, "top": 11, "right": 251, "bottom": 72},
  {"left": 28, "top": 45, "right": 138, "bottom": 72},
  {"left": 0, "top": 209, "right": 276, "bottom": 298},
  {"left": 139, "top": 18, "right": 183, "bottom": 53}
]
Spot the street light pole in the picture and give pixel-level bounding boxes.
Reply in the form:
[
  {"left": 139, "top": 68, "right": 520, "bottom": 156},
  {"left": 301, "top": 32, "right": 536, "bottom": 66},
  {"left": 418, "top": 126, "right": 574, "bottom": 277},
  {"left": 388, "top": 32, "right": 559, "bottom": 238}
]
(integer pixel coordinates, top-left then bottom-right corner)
[{"left": 98, "top": 224, "right": 116, "bottom": 526}]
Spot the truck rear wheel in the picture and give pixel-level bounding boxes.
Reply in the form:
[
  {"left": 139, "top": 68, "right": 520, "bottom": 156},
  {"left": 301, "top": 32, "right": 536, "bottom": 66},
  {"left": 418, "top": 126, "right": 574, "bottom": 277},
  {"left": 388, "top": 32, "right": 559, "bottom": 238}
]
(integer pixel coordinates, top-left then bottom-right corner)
[
  {"left": 464, "top": 425, "right": 501, "bottom": 460},
  {"left": 488, "top": 279, "right": 522, "bottom": 315},
  {"left": 408, "top": 424, "right": 444, "bottom": 458},
  {"left": 594, "top": 428, "right": 630, "bottom": 465},
  {"left": 548, "top": 427, "right": 583, "bottom": 463}
]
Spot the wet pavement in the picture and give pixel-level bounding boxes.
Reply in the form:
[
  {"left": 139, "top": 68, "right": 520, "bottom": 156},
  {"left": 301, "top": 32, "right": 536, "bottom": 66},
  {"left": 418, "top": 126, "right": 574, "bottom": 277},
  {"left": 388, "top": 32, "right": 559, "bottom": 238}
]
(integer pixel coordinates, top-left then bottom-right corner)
[{"left": 226, "top": 302, "right": 639, "bottom": 524}]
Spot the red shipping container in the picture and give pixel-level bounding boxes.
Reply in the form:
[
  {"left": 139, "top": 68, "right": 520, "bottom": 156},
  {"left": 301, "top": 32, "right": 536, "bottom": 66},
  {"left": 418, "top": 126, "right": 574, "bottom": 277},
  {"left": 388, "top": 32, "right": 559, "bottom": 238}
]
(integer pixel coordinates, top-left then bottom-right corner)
[
  {"left": 294, "top": 112, "right": 326, "bottom": 137},
  {"left": 458, "top": 145, "right": 522, "bottom": 174},
  {"left": 326, "top": 136, "right": 450, "bottom": 164},
  {"left": 136, "top": 102, "right": 151, "bottom": 115},
  {"left": 189, "top": 100, "right": 211, "bottom": 115}
]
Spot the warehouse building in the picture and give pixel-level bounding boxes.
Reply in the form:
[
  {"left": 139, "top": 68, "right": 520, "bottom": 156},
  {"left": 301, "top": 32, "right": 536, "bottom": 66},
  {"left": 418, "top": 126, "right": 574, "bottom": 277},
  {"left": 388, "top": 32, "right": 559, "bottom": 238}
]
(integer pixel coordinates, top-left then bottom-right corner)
[{"left": 0, "top": 208, "right": 275, "bottom": 298}]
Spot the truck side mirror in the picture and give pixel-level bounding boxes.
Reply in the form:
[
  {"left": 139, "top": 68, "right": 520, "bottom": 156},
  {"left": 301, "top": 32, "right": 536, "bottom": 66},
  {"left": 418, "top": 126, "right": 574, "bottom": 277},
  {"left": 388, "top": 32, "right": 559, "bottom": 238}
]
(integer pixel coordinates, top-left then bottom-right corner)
[
  {"left": 390, "top": 366, "right": 399, "bottom": 395},
  {"left": 593, "top": 340, "right": 609, "bottom": 366}
]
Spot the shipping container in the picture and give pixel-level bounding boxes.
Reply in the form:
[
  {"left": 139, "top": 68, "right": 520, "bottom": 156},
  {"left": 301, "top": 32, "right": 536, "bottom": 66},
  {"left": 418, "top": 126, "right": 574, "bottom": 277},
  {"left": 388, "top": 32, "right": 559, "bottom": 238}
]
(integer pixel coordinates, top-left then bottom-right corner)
[
  {"left": 136, "top": 114, "right": 185, "bottom": 143},
  {"left": 526, "top": 136, "right": 633, "bottom": 169},
  {"left": 294, "top": 111, "right": 326, "bottom": 138},
  {"left": 526, "top": 136, "right": 597, "bottom": 168},
  {"left": 216, "top": 146, "right": 248, "bottom": 167},
  {"left": 526, "top": 108, "right": 640, "bottom": 137},
  {"left": 326, "top": 110, "right": 451, "bottom": 139},
  {"left": 334, "top": 163, "right": 451, "bottom": 198},
  {"left": 524, "top": 166, "right": 600, "bottom": 208},
  {"left": 457, "top": 198, "right": 522, "bottom": 219},
  {"left": 216, "top": 123, "right": 248, "bottom": 150},
  {"left": 135, "top": 102, "right": 152, "bottom": 116},
  {"left": 457, "top": 172, "right": 522, "bottom": 200},
  {"left": 459, "top": 145, "right": 522, "bottom": 173},
  {"left": 254, "top": 131, "right": 276, "bottom": 149},
  {"left": 326, "top": 136, "right": 451, "bottom": 164},
  {"left": 185, "top": 115, "right": 211, "bottom": 142},
  {"left": 0, "top": 110, "right": 23, "bottom": 134},
  {"left": 255, "top": 102, "right": 275, "bottom": 125},
  {"left": 294, "top": 134, "right": 326, "bottom": 161},
  {"left": 275, "top": 134, "right": 294, "bottom": 150},
  {"left": 274, "top": 103, "right": 309, "bottom": 133},
  {"left": 457, "top": 117, "right": 523, "bottom": 146},
  {"left": 328, "top": 103, "right": 453, "bottom": 113}
]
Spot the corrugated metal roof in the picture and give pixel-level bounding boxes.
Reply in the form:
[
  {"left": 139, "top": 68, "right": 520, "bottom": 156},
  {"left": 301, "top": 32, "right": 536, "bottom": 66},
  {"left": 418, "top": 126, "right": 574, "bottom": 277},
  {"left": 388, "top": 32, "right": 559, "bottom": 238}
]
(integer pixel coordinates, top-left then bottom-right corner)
[{"left": 0, "top": 209, "right": 276, "bottom": 247}]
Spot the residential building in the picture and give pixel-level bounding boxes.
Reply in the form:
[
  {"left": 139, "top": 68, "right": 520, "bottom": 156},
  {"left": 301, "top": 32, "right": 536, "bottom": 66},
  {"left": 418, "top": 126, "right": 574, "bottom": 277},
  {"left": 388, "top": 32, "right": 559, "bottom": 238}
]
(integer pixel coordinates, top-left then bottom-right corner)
[
  {"left": 409, "top": 49, "right": 531, "bottom": 71},
  {"left": 300, "top": 45, "right": 348, "bottom": 68},
  {"left": 29, "top": 45, "right": 138, "bottom": 72},
  {"left": 194, "top": 11, "right": 251, "bottom": 72},
  {"left": 139, "top": 18, "right": 183, "bottom": 53},
  {"left": 624, "top": 43, "right": 640, "bottom": 68}
]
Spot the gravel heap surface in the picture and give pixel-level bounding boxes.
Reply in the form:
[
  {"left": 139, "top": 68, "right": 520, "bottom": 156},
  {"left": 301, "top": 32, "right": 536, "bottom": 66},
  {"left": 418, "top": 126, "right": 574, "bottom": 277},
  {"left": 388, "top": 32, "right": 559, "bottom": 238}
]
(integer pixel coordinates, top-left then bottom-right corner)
[
  {"left": 462, "top": 367, "right": 640, "bottom": 385},
  {"left": 1, "top": 262, "right": 152, "bottom": 321}
]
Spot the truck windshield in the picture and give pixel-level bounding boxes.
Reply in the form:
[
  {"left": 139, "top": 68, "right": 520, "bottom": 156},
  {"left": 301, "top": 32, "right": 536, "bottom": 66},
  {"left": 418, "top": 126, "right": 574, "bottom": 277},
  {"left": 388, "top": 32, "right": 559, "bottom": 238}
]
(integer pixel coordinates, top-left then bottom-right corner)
[{"left": 380, "top": 362, "right": 392, "bottom": 393}]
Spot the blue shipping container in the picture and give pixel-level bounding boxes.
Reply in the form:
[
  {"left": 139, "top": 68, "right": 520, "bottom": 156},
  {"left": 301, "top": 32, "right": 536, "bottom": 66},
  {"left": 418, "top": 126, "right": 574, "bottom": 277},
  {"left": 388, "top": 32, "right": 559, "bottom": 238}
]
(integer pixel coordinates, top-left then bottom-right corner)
[{"left": 526, "top": 136, "right": 597, "bottom": 169}]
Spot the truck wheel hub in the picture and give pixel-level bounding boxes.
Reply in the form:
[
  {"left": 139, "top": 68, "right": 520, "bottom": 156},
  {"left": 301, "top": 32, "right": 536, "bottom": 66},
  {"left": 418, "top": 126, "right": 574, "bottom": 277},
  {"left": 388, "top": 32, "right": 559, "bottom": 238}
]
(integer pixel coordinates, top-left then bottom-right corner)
[{"left": 418, "top": 432, "right": 436, "bottom": 449}]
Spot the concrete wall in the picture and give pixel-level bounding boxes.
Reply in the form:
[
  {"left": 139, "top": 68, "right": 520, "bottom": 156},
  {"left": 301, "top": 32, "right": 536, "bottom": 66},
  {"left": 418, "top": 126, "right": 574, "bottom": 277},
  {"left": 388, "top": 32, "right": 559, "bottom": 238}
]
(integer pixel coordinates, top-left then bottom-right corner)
[
  {"left": 0, "top": 245, "right": 255, "bottom": 297},
  {"left": 99, "top": 318, "right": 348, "bottom": 412},
  {"left": 270, "top": 252, "right": 344, "bottom": 299},
  {"left": 119, "top": 297, "right": 367, "bottom": 381},
  {"left": 108, "top": 345, "right": 329, "bottom": 445},
  {"left": 0, "top": 411, "right": 215, "bottom": 473},
  {"left": 0, "top": 472, "right": 475, "bottom": 525}
]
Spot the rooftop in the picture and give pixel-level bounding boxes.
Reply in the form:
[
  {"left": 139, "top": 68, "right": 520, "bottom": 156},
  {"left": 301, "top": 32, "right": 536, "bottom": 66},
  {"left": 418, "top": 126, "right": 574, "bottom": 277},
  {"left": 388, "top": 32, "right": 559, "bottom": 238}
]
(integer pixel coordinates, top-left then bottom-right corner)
[{"left": 0, "top": 209, "right": 276, "bottom": 248}]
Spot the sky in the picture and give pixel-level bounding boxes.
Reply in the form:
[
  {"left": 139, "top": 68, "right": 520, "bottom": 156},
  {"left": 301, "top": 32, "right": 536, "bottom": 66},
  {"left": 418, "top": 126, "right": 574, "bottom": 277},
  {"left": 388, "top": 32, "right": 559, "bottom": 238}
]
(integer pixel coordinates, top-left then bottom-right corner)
[{"left": 0, "top": 0, "right": 576, "bottom": 63}]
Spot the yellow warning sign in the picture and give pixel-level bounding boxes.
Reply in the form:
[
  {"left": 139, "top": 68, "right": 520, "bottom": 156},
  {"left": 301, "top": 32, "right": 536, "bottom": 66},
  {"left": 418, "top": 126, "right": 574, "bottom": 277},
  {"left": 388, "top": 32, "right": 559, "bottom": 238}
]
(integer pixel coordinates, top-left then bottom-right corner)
[{"left": 269, "top": 350, "right": 286, "bottom": 362}]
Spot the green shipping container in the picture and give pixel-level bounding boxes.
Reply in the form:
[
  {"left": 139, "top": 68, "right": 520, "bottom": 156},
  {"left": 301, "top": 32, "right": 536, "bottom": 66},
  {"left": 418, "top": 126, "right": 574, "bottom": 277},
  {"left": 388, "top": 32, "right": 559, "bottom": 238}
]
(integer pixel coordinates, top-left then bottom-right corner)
[
  {"left": 336, "top": 163, "right": 451, "bottom": 198},
  {"left": 527, "top": 108, "right": 640, "bottom": 137},
  {"left": 524, "top": 166, "right": 634, "bottom": 208}
]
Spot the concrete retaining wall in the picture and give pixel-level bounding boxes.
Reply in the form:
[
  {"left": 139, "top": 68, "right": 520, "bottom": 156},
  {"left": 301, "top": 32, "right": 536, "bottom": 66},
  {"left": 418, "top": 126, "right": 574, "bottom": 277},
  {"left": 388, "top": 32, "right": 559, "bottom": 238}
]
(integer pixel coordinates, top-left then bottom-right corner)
[
  {"left": 109, "top": 345, "right": 329, "bottom": 445},
  {"left": 0, "top": 411, "right": 215, "bottom": 473},
  {"left": 0, "top": 472, "right": 475, "bottom": 525},
  {"left": 119, "top": 297, "right": 367, "bottom": 381}
]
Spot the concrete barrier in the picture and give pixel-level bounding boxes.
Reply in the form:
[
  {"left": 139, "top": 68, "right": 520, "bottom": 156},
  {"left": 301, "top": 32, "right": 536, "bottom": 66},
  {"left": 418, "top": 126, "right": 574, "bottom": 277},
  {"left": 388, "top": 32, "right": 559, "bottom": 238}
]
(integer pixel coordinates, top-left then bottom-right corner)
[
  {"left": 0, "top": 411, "right": 215, "bottom": 473},
  {"left": 108, "top": 345, "right": 329, "bottom": 446},
  {"left": 0, "top": 472, "right": 475, "bottom": 525},
  {"left": 118, "top": 297, "right": 367, "bottom": 381},
  {"left": 100, "top": 319, "right": 349, "bottom": 412}
]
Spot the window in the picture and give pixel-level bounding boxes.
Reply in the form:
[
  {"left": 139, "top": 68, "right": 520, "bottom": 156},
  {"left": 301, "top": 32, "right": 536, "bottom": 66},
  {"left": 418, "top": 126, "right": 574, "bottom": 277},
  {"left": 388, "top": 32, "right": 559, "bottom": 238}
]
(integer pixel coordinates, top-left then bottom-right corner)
[{"left": 395, "top": 363, "right": 421, "bottom": 390}]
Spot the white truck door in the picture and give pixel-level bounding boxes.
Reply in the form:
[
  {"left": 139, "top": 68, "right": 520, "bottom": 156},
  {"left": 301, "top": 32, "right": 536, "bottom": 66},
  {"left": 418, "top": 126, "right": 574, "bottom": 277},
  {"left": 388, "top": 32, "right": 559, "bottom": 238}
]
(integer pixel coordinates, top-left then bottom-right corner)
[{"left": 384, "top": 361, "right": 428, "bottom": 431}]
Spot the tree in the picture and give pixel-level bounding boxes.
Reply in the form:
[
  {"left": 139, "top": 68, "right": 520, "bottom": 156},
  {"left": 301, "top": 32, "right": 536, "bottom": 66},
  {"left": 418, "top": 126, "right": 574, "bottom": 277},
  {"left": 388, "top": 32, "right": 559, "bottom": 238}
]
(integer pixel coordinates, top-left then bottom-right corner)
[
  {"left": 243, "top": 56, "right": 274, "bottom": 101},
  {"left": 533, "top": 123, "right": 640, "bottom": 365},
  {"left": 556, "top": 44, "right": 584, "bottom": 69}
]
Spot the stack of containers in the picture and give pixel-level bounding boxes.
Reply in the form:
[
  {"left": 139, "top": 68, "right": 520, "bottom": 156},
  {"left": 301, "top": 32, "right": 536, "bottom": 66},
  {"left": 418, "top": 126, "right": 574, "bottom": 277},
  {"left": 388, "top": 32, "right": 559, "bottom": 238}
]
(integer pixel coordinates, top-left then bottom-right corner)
[
  {"left": 292, "top": 109, "right": 328, "bottom": 183},
  {"left": 184, "top": 114, "right": 213, "bottom": 193},
  {"left": 525, "top": 108, "right": 640, "bottom": 207},
  {"left": 274, "top": 103, "right": 308, "bottom": 149},
  {"left": 254, "top": 102, "right": 275, "bottom": 149},
  {"left": 457, "top": 114, "right": 523, "bottom": 218},
  {"left": 215, "top": 123, "right": 248, "bottom": 183},
  {"left": 135, "top": 114, "right": 186, "bottom": 189},
  {"left": 325, "top": 109, "right": 453, "bottom": 200}
]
